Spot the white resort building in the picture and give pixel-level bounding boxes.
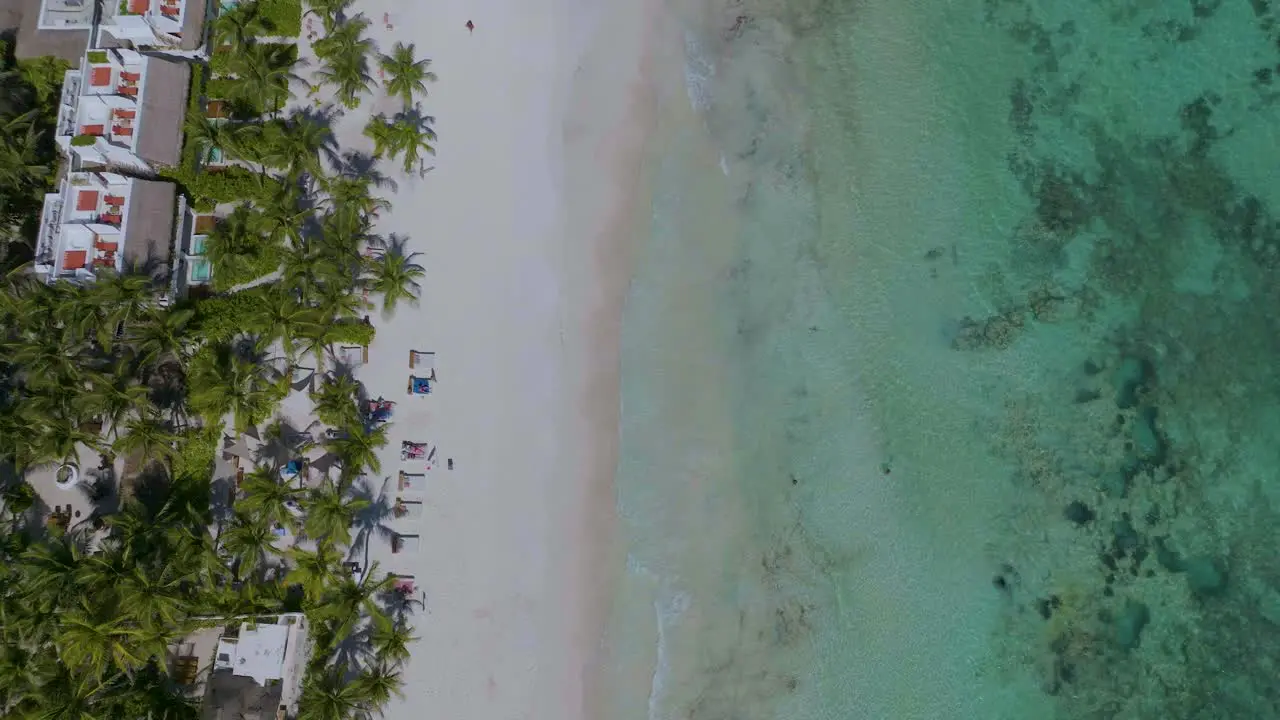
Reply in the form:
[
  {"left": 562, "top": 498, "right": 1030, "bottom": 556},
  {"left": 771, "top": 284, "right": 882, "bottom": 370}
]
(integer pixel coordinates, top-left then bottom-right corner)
[
  {"left": 54, "top": 47, "right": 190, "bottom": 171},
  {"left": 169, "top": 614, "right": 311, "bottom": 720},
  {"left": 100, "top": 0, "right": 208, "bottom": 51},
  {"left": 34, "top": 171, "right": 176, "bottom": 283}
]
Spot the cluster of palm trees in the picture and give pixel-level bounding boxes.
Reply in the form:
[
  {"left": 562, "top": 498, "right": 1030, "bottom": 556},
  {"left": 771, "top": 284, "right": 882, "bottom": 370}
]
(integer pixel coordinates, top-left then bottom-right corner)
[
  {"left": 0, "top": 0, "right": 437, "bottom": 717},
  {"left": 0, "top": 53, "right": 62, "bottom": 268}
]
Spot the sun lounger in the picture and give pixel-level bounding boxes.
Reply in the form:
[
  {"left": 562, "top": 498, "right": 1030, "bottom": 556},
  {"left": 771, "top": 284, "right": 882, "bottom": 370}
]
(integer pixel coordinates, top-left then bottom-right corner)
[
  {"left": 392, "top": 534, "right": 420, "bottom": 554},
  {"left": 393, "top": 498, "right": 424, "bottom": 519},
  {"left": 338, "top": 345, "right": 367, "bottom": 366},
  {"left": 407, "top": 375, "right": 432, "bottom": 396},
  {"left": 398, "top": 471, "right": 425, "bottom": 493},
  {"left": 408, "top": 350, "right": 436, "bottom": 377}
]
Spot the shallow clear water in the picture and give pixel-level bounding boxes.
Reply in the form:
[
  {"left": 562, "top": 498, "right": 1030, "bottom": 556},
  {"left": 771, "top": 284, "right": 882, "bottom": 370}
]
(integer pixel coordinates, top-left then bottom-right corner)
[{"left": 604, "top": 0, "right": 1280, "bottom": 718}]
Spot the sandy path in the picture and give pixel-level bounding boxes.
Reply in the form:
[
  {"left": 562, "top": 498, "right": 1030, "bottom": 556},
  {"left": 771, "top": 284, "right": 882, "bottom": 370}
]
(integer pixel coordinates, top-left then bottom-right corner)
[{"left": 314, "top": 0, "right": 669, "bottom": 716}]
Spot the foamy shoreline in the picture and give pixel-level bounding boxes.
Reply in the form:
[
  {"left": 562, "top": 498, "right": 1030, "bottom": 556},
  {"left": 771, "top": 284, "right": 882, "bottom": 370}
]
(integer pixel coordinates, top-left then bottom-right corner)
[{"left": 322, "top": 0, "right": 669, "bottom": 716}]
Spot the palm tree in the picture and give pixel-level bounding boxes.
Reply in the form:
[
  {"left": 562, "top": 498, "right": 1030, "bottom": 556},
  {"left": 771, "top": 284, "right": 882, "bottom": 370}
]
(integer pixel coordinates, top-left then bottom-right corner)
[
  {"left": 128, "top": 307, "right": 194, "bottom": 369},
  {"left": 25, "top": 669, "right": 114, "bottom": 720},
  {"left": 317, "top": 562, "right": 395, "bottom": 637},
  {"left": 365, "top": 245, "right": 425, "bottom": 317},
  {"left": 231, "top": 43, "right": 305, "bottom": 116},
  {"left": 26, "top": 400, "right": 99, "bottom": 467},
  {"left": 354, "top": 661, "right": 405, "bottom": 707},
  {"left": 187, "top": 340, "right": 286, "bottom": 431},
  {"left": 86, "top": 272, "right": 153, "bottom": 347},
  {"left": 184, "top": 109, "right": 240, "bottom": 165},
  {"left": 314, "top": 21, "right": 375, "bottom": 108},
  {"left": 112, "top": 413, "right": 179, "bottom": 469},
  {"left": 361, "top": 115, "right": 394, "bottom": 159},
  {"left": 297, "top": 667, "right": 375, "bottom": 720},
  {"left": 303, "top": 478, "right": 369, "bottom": 546},
  {"left": 17, "top": 530, "right": 88, "bottom": 613},
  {"left": 378, "top": 42, "right": 437, "bottom": 109},
  {"left": 219, "top": 510, "right": 281, "bottom": 580},
  {"left": 385, "top": 113, "right": 436, "bottom": 173},
  {"left": 204, "top": 204, "right": 267, "bottom": 284},
  {"left": 212, "top": 3, "right": 267, "bottom": 48},
  {"left": 251, "top": 199, "right": 311, "bottom": 251},
  {"left": 312, "top": 15, "right": 373, "bottom": 62},
  {"left": 286, "top": 112, "right": 338, "bottom": 173},
  {"left": 117, "top": 564, "right": 187, "bottom": 633},
  {"left": 323, "top": 422, "right": 388, "bottom": 476},
  {"left": 56, "top": 605, "right": 164, "bottom": 681},
  {"left": 249, "top": 288, "right": 322, "bottom": 359},
  {"left": 304, "top": 0, "right": 353, "bottom": 32},
  {"left": 285, "top": 542, "right": 344, "bottom": 603},
  {"left": 237, "top": 467, "right": 305, "bottom": 532},
  {"left": 368, "top": 613, "right": 416, "bottom": 667},
  {"left": 79, "top": 362, "right": 151, "bottom": 441},
  {"left": 311, "top": 373, "right": 363, "bottom": 428}
]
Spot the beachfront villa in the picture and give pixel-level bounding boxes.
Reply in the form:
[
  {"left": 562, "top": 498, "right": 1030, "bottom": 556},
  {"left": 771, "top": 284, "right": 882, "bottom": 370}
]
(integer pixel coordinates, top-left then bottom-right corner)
[
  {"left": 54, "top": 47, "right": 189, "bottom": 171},
  {"left": 100, "top": 0, "right": 208, "bottom": 51},
  {"left": 178, "top": 207, "right": 219, "bottom": 291},
  {"left": 33, "top": 171, "right": 176, "bottom": 283},
  {"left": 168, "top": 614, "right": 310, "bottom": 719}
]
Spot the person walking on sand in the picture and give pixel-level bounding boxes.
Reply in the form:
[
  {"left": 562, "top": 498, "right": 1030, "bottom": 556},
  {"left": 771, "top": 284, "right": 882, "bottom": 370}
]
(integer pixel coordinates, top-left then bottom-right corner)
[{"left": 466, "top": 20, "right": 475, "bottom": 33}]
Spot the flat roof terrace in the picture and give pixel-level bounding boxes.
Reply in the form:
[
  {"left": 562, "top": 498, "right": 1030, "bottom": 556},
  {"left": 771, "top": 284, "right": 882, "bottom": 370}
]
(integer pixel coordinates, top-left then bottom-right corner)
[{"left": 37, "top": 0, "right": 94, "bottom": 30}]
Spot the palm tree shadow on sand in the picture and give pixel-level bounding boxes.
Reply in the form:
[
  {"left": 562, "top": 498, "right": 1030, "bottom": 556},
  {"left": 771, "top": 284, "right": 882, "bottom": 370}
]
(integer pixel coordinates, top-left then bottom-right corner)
[{"left": 347, "top": 474, "right": 395, "bottom": 570}]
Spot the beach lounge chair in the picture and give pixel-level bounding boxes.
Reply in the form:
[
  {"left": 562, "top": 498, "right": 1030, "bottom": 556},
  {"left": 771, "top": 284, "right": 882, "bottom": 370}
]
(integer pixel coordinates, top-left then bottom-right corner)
[
  {"left": 338, "top": 345, "right": 367, "bottom": 366},
  {"left": 398, "top": 471, "right": 425, "bottom": 493},
  {"left": 407, "top": 375, "right": 432, "bottom": 396},
  {"left": 408, "top": 350, "right": 437, "bottom": 378},
  {"left": 393, "top": 498, "right": 424, "bottom": 519},
  {"left": 401, "top": 441, "right": 429, "bottom": 460},
  {"left": 392, "top": 534, "right": 420, "bottom": 554},
  {"left": 393, "top": 576, "right": 415, "bottom": 594}
]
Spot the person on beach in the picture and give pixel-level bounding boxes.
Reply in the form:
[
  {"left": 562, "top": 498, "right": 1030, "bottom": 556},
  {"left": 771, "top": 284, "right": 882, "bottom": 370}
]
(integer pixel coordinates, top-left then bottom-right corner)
[{"left": 466, "top": 20, "right": 475, "bottom": 33}]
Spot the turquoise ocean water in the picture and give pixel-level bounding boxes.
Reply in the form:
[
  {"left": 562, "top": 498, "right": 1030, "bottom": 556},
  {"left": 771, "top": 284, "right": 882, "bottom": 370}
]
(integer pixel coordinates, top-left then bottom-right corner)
[{"left": 601, "top": 0, "right": 1280, "bottom": 718}]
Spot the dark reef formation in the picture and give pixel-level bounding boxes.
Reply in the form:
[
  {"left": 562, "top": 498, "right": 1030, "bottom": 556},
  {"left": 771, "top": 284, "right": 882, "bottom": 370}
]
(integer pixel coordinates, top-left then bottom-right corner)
[{"left": 970, "top": 0, "right": 1280, "bottom": 716}]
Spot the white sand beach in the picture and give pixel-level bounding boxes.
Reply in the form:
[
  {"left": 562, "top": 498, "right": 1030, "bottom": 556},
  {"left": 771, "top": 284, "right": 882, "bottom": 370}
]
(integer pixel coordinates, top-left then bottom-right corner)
[{"left": 314, "top": 0, "right": 670, "bottom": 716}]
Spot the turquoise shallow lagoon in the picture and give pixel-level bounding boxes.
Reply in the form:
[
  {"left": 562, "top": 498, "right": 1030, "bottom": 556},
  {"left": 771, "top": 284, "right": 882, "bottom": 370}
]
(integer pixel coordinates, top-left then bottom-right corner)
[{"left": 601, "top": 0, "right": 1280, "bottom": 718}]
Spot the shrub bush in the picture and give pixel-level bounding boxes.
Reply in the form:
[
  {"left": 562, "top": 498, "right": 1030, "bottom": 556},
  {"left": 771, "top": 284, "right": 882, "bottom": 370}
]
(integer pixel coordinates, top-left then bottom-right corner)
[
  {"left": 256, "top": 0, "right": 302, "bottom": 36},
  {"left": 211, "top": 245, "right": 282, "bottom": 292},
  {"left": 85, "top": 50, "right": 108, "bottom": 64},
  {"left": 70, "top": 134, "right": 96, "bottom": 147},
  {"left": 323, "top": 319, "right": 375, "bottom": 347},
  {"left": 171, "top": 426, "right": 219, "bottom": 480},
  {"left": 186, "top": 287, "right": 272, "bottom": 343}
]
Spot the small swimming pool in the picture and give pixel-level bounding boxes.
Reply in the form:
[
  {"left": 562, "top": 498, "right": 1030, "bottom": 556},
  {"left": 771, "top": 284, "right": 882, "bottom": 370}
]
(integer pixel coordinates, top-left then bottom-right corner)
[
  {"left": 206, "top": 146, "right": 224, "bottom": 165},
  {"left": 189, "top": 258, "right": 212, "bottom": 283},
  {"left": 190, "top": 235, "right": 207, "bottom": 255},
  {"left": 219, "top": 0, "right": 239, "bottom": 11}
]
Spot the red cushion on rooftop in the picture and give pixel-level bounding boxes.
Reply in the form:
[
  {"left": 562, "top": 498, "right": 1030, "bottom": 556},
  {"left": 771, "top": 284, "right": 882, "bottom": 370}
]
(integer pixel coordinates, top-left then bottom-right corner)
[
  {"left": 128, "top": 0, "right": 148, "bottom": 12},
  {"left": 63, "top": 250, "right": 88, "bottom": 269},
  {"left": 76, "top": 190, "right": 99, "bottom": 212},
  {"left": 90, "top": 66, "right": 111, "bottom": 86}
]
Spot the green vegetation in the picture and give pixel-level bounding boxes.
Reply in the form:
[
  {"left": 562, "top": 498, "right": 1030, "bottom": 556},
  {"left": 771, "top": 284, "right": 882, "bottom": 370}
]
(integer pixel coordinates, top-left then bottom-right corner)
[
  {"left": 86, "top": 50, "right": 109, "bottom": 64},
  {"left": 0, "top": 44, "right": 66, "bottom": 271},
  {"left": 379, "top": 42, "right": 437, "bottom": 110},
  {"left": 313, "top": 16, "right": 374, "bottom": 108},
  {"left": 0, "top": 3, "right": 446, "bottom": 716},
  {"left": 257, "top": 0, "right": 303, "bottom": 36},
  {"left": 210, "top": 42, "right": 298, "bottom": 76},
  {"left": 70, "top": 134, "right": 97, "bottom": 147},
  {"left": 363, "top": 112, "right": 437, "bottom": 173}
]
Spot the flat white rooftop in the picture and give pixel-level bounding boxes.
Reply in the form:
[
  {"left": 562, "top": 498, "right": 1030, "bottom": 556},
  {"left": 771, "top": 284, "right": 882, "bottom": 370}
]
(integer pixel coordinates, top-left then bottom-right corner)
[
  {"left": 214, "top": 623, "right": 289, "bottom": 686},
  {"left": 38, "top": 0, "right": 94, "bottom": 29}
]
